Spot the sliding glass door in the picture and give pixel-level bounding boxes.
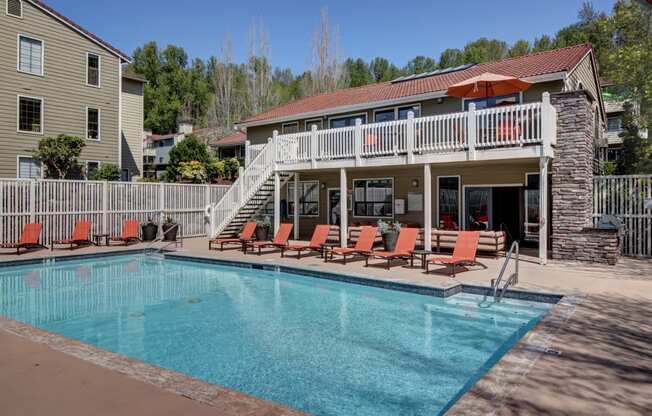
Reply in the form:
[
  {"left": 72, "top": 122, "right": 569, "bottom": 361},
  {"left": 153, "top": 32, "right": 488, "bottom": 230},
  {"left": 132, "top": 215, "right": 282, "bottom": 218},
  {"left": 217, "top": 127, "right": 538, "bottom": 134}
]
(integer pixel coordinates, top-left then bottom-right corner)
[{"left": 465, "top": 187, "right": 492, "bottom": 231}]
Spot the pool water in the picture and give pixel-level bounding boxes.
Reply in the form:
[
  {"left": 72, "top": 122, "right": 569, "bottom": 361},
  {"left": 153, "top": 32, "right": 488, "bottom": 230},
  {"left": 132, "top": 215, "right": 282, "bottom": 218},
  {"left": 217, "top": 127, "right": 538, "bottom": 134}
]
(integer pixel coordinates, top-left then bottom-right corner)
[{"left": 0, "top": 255, "right": 551, "bottom": 416}]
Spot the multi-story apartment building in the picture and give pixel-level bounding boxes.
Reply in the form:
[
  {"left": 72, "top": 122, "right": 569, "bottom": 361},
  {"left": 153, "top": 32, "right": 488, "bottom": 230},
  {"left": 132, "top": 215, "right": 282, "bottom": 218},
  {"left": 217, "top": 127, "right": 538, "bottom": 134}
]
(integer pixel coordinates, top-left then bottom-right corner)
[{"left": 0, "top": 0, "right": 143, "bottom": 179}]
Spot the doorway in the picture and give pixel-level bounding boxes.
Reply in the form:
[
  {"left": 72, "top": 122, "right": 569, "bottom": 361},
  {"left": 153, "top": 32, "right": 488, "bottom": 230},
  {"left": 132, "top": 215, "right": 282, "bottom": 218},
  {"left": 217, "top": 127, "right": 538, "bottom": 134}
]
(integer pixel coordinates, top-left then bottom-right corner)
[
  {"left": 464, "top": 186, "right": 522, "bottom": 243},
  {"left": 327, "top": 189, "right": 341, "bottom": 226}
]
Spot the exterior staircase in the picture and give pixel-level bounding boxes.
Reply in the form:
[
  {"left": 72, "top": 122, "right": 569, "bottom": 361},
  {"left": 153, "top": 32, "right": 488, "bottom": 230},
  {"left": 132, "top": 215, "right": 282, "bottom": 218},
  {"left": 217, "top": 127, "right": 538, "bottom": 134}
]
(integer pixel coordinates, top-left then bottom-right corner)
[{"left": 209, "top": 142, "right": 291, "bottom": 238}]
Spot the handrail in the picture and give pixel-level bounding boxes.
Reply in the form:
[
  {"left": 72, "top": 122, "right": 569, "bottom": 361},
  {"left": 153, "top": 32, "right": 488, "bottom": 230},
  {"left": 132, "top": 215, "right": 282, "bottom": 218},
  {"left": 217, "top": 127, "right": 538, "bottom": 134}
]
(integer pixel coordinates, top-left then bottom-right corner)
[
  {"left": 492, "top": 240, "right": 519, "bottom": 303},
  {"left": 144, "top": 223, "right": 183, "bottom": 252}
]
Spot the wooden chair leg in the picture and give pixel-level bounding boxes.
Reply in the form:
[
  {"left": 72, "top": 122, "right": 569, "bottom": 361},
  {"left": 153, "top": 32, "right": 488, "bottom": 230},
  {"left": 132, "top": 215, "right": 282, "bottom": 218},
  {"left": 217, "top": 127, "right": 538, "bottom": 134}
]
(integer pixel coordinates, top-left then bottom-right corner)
[{"left": 343, "top": 253, "right": 347, "bottom": 265}]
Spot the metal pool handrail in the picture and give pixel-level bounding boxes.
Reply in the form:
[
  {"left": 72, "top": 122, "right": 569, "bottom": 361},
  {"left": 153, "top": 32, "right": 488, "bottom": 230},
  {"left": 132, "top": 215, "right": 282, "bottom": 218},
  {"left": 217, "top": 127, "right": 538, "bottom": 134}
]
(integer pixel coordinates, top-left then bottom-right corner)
[{"left": 492, "top": 241, "right": 519, "bottom": 303}]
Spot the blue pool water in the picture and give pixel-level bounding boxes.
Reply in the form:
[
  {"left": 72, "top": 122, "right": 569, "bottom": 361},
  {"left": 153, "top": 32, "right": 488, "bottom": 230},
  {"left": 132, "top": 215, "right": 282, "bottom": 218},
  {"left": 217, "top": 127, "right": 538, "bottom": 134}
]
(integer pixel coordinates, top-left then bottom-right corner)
[{"left": 0, "top": 255, "right": 551, "bottom": 415}]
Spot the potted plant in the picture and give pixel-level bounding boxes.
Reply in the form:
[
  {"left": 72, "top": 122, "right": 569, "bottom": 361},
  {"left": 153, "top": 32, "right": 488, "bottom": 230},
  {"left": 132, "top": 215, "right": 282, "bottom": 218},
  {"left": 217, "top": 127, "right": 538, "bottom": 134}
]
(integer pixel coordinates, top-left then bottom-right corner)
[
  {"left": 254, "top": 216, "right": 272, "bottom": 241},
  {"left": 378, "top": 219, "right": 401, "bottom": 251},
  {"left": 162, "top": 216, "right": 179, "bottom": 241},
  {"left": 141, "top": 217, "right": 158, "bottom": 242}
]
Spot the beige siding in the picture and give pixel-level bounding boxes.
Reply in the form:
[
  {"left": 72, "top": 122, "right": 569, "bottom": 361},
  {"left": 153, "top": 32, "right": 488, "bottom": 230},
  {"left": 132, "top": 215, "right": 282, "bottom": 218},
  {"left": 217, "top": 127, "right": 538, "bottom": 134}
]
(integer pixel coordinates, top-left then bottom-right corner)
[
  {"left": 284, "top": 161, "right": 538, "bottom": 239},
  {"left": 121, "top": 78, "right": 144, "bottom": 178},
  {"left": 246, "top": 81, "right": 565, "bottom": 146},
  {"left": 0, "top": 0, "right": 121, "bottom": 177},
  {"left": 566, "top": 54, "right": 599, "bottom": 102}
]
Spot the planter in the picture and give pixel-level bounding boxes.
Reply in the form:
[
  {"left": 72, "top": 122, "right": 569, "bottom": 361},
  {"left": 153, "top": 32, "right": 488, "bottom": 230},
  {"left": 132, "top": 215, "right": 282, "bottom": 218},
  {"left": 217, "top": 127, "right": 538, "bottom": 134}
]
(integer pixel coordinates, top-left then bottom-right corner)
[
  {"left": 382, "top": 231, "right": 399, "bottom": 251},
  {"left": 255, "top": 226, "right": 269, "bottom": 241},
  {"left": 162, "top": 223, "right": 179, "bottom": 241},
  {"left": 141, "top": 224, "right": 158, "bottom": 242}
]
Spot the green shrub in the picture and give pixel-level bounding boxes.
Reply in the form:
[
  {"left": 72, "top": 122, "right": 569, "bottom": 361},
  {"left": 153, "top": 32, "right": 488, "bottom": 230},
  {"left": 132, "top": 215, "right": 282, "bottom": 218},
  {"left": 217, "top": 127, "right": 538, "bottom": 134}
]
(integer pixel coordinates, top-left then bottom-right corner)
[
  {"left": 166, "top": 134, "right": 210, "bottom": 181},
  {"left": 32, "top": 134, "right": 85, "bottom": 179},
  {"left": 88, "top": 164, "right": 121, "bottom": 181}
]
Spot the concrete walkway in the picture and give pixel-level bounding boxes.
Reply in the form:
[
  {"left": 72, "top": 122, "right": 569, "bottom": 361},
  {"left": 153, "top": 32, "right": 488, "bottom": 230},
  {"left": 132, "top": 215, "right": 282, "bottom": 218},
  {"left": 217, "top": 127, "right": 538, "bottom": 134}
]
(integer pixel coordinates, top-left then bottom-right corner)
[{"left": 1, "top": 238, "right": 651, "bottom": 415}]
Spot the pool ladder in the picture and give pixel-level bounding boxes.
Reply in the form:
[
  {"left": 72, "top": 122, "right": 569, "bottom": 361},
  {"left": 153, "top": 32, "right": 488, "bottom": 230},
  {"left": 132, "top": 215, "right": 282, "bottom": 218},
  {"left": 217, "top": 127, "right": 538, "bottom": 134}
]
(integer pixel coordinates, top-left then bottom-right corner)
[{"left": 490, "top": 241, "right": 519, "bottom": 303}]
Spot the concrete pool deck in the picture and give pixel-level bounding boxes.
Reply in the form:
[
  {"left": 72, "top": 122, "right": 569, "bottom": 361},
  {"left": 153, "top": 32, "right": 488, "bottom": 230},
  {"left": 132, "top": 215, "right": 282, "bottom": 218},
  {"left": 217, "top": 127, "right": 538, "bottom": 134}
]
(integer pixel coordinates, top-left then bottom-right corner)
[{"left": 1, "top": 238, "right": 651, "bottom": 415}]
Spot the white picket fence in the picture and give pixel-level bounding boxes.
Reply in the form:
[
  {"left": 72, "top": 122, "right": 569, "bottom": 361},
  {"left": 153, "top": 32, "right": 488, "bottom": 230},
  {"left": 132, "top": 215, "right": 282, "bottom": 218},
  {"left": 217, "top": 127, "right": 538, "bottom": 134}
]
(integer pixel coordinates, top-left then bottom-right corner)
[
  {"left": 0, "top": 179, "right": 229, "bottom": 244},
  {"left": 593, "top": 175, "right": 652, "bottom": 257}
]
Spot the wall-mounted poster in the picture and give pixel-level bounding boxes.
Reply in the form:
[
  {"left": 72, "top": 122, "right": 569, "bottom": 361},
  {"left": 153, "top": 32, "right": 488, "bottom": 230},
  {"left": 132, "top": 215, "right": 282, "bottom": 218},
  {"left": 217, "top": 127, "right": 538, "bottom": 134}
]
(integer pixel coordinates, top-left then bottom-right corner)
[
  {"left": 395, "top": 199, "right": 406, "bottom": 215},
  {"left": 408, "top": 193, "right": 423, "bottom": 212}
]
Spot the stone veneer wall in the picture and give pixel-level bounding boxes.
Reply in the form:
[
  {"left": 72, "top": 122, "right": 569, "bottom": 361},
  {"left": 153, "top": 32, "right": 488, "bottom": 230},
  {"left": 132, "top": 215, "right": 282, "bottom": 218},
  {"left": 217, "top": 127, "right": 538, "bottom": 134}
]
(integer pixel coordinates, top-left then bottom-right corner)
[{"left": 550, "top": 90, "right": 620, "bottom": 264}]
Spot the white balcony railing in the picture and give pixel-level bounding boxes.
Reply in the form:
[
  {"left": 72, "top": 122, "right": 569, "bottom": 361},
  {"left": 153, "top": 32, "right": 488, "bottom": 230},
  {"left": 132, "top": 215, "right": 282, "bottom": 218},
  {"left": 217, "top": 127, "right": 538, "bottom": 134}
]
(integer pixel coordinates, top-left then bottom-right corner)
[{"left": 271, "top": 93, "right": 557, "bottom": 167}]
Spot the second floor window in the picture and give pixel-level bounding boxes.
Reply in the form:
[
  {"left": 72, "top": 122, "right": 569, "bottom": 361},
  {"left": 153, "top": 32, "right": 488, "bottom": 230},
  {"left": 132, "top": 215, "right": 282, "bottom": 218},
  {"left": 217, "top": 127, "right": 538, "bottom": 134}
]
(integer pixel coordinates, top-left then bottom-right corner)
[
  {"left": 607, "top": 117, "right": 622, "bottom": 132},
  {"left": 87, "top": 108, "right": 100, "bottom": 140},
  {"left": 18, "top": 96, "right": 43, "bottom": 133},
  {"left": 87, "top": 53, "right": 100, "bottom": 86},
  {"left": 19, "top": 36, "right": 43, "bottom": 75}
]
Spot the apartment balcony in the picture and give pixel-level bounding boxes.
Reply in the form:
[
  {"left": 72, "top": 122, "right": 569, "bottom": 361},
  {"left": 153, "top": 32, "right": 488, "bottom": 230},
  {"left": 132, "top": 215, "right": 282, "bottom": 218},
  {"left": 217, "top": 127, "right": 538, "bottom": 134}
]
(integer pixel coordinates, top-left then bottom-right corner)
[{"left": 265, "top": 94, "right": 557, "bottom": 171}]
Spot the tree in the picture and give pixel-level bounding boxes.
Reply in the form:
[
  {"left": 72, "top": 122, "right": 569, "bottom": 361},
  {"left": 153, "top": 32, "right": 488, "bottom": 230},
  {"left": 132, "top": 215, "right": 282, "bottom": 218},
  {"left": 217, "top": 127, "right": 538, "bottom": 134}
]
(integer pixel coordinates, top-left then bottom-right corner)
[
  {"left": 309, "top": 7, "right": 347, "bottom": 95},
  {"left": 166, "top": 134, "right": 211, "bottom": 181},
  {"left": 344, "top": 58, "right": 372, "bottom": 87},
  {"left": 32, "top": 135, "right": 85, "bottom": 179},
  {"left": 508, "top": 39, "right": 531, "bottom": 58},
  {"left": 463, "top": 38, "right": 508, "bottom": 63},
  {"left": 247, "top": 19, "right": 277, "bottom": 115},
  {"left": 615, "top": 102, "right": 652, "bottom": 174},
  {"left": 404, "top": 56, "right": 437, "bottom": 75},
  {"left": 88, "top": 164, "right": 121, "bottom": 181},
  {"left": 369, "top": 57, "right": 401, "bottom": 82},
  {"left": 438, "top": 48, "right": 465, "bottom": 68},
  {"left": 532, "top": 35, "right": 555, "bottom": 52}
]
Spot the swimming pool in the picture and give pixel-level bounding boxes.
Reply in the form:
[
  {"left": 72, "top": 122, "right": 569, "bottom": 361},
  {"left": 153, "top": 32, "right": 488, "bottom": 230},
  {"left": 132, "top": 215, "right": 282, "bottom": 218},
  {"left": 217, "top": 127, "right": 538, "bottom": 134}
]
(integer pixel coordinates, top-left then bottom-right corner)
[{"left": 0, "top": 254, "right": 552, "bottom": 415}]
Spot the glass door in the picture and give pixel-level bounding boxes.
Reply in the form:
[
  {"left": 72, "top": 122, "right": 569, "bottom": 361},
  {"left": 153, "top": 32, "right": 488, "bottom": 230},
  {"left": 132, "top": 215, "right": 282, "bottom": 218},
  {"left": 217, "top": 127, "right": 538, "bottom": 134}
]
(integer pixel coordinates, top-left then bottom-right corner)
[
  {"left": 465, "top": 187, "right": 492, "bottom": 231},
  {"left": 328, "top": 189, "right": 341, "bottom": 226}
]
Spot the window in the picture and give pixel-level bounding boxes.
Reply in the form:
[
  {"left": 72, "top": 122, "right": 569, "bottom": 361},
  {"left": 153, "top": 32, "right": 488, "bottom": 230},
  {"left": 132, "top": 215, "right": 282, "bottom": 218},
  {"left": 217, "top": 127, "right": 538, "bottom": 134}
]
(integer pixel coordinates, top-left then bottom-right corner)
[
  {"left": 282, "top": 122, "right": 299, "bottom": 134},
  {"left": 305, "top": 118, "right": 323, "bottom": 131},
  {"left": 288, "top": 181, "right": 320, "bottom": 216},
  {"left": 438, "top": 177, "right": 460, "bottom": 230},
  {"left": 373, "top": 105, "right": 421, "bottom": 122},
  {"left": 18, "top": 96, "right": 43, "bottom": 133},
  {"left": 86, "top": 161, "right": 100, "bottom": 177},
  {"left": 464, "top": 93, "right": 520, "bottom": 110},
  {"left": 87, "top": 108, "right": 100, "bottom": 140},
  {"left": 17, "top": 156, "right": 41, "bottom": 179},
  {"left": 607, "top": 117, "right": 622, "bottom": 132},
  {"left": 353, "top": 178, "right": 393, "bottom": 217},
  {"left": 329, "top": 113, "right": 367, "bottom": 129},
  {"left": 18, "top": 36, "right": 43, "bottom": 75},
  {"left": 87, "top": 53, "right": 100, "bottom": 86},
  {"left": 7, "top": 0, "right": 22, "bottom": 17}
]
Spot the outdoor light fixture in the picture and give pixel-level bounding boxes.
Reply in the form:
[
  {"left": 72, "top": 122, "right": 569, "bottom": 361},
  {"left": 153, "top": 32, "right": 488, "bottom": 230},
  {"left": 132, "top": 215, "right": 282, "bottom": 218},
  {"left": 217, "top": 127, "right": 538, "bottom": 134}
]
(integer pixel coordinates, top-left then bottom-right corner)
[
  {"left": 321, "top": 183, "right": 326, "bottom": 190},
  {"left": 412, "top": 179, "right": 419, "bottom": 188}
]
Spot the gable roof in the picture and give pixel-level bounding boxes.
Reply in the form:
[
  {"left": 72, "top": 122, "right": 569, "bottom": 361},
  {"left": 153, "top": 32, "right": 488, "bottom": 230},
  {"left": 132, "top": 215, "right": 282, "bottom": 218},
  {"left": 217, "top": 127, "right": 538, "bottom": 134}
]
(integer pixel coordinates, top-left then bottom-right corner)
[
  {"left": 209, "top": 131, "right": 247, "bottom": 147},
  {"left": 26, "top": 0, "right": 131, "bottom": 62},
  {"left": 240, "top": 43, "right": 593, "bottom": 127}
]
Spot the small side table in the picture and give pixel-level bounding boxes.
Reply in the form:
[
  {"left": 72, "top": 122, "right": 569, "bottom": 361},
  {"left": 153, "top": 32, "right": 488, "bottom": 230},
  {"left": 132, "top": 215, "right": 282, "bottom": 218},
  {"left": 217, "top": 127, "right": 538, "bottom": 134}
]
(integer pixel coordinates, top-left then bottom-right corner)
[
  {"left": 320, "top": 242, "right": 340, "bottom": 259},
  {"left": 93, "top": 233, "right": 110, "bottom": 246},
  {"left": 411, "top": 250, "right": 435, "bottom": 269}
]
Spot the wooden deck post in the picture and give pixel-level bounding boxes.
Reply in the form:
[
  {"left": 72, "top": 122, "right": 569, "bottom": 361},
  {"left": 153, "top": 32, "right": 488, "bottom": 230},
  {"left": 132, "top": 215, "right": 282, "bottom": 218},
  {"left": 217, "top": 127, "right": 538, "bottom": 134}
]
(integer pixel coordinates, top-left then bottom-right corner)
[
  {"left": 424, "top": 164, "right": 432, "bottom": 251},
  {"left": 407, "top": 112, "right": 415, "bottom": 164},
  {"left": 340, "top": 168, "right": 348, "bottom": 248},
  {"left": 311, "top": 125, "right": 318, "bottom": 169},
  {"left": 467, "top": 103, "right": 477, "bottom": 160},
  {"left": 293, "top": 172, "right": 300, "bottom": 240},
  {"left": 354, "top": 119, "right": 362, "bottom": 167}
]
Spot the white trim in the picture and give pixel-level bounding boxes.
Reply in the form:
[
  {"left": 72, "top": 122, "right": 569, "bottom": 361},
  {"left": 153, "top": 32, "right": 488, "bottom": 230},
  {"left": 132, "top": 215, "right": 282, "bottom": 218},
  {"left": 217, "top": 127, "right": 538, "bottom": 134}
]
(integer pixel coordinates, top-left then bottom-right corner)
[
  {"left": 351, "top": 177, "right": 395, "bottom": 219},
  {"left": 372, "top": 103, "right": 421, "bottom": 122},
  {"left": 327, "top": 112, "right": 368, "bottom": 128},
  {"left": 287, "top": 180, "right": 320, "bottom": 217},
  {"left": 461, "top": 183, "right": 524, "bottom": 230},
  {"left": 281, "top": 121, "right": 299, "bottom": 134},
  {"left": 17, "top": 94, "right": 44, "bottom": 135},
  {"left": 6, "top": 0, "right": 23, "bottom": 18},
  {"left": 16, "top": 34, "right": 44, "bottom": 77},
  {"left": 23, "top": 0, "right": 130, "bottom": 62},
  {"left": 436, "top": 175, "right": 461, "bottom": 230},
  {"left": 304, "top": 118, "right": 323, "bottom": 131},
  {"left": 86, "top": 52, "right": 101, "bottom": 88},
  {"left": 237, "top": 72, "right": 567, "bottom": 128},
  {"left": 16, "top": 154, "right": 43, "bottom": 179},
  {"left": 85, "top": 106, "right": 101, "bottom": 141}
]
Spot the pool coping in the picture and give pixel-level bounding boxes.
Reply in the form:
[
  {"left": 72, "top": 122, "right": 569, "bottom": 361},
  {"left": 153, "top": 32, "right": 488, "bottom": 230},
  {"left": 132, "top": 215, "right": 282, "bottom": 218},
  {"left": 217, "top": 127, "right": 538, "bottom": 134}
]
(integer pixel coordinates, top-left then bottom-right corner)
[{"left": 0, "top": 249, "right": 569, "bottom": 415}]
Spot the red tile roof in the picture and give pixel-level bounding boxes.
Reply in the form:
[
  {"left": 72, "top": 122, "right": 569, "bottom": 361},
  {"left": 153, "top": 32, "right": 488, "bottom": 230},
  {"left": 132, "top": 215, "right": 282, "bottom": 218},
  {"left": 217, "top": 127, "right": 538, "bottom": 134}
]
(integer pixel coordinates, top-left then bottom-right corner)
[
  {"left": 241, "top": 44, "right": 592, "bottom": 125},
  {"left": 210, "top": 131, "right": 247, "bottom": 147},
  {"left": 28, "top": 0, "right": 131, "bottom": 62}
]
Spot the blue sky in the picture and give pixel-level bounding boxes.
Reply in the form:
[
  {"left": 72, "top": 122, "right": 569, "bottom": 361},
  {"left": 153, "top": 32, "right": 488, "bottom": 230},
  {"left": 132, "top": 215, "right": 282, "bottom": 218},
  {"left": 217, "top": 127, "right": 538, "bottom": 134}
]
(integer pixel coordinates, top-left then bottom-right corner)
[{"left": 47, "top": 0, "right": 615, "bottom": 72}]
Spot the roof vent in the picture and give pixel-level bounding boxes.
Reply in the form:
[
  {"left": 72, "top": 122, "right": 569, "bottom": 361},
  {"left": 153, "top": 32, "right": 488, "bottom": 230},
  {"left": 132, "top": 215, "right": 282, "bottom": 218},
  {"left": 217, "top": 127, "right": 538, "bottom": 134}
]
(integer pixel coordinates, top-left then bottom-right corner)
[
  {"left": 7, "top": 0, "right": 22, "bottom": 17},
  {"left": 391, "top": 63, "right": 475, "bottom": 84}
]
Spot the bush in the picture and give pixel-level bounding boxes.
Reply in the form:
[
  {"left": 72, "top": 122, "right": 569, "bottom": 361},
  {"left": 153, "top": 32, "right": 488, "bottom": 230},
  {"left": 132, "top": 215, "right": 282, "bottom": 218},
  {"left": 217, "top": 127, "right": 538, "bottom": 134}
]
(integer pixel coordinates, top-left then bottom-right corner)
[
  {"left": 223, "top": 157, "right": 240, "bottom": 180},
  {"left": 166, "top": 134, "right": 210, "bottom": 181},
  {"left": 88, "top": 164, "right": 121, "bottom": 181},
  {"left": 33, "top": 134, "right": 85, "bottom": 179},
  {"left": 179, "top": 160, "right": 208, "bottom": 183},
  {"left": 207, "top": 158, "right": 225, "bottom": 181}
]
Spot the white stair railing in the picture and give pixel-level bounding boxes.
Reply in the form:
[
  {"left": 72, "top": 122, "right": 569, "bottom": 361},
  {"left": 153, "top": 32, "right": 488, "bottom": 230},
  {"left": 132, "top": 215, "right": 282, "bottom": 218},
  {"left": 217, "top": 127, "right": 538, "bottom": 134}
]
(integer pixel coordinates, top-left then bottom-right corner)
[{"left": 210, "top": 142, "right": 275, "bottom": 237}]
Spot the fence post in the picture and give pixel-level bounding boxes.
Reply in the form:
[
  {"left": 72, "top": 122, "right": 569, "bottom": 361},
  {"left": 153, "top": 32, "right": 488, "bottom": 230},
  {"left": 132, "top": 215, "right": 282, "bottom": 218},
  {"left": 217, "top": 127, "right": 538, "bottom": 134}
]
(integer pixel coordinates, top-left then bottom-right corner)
[
  {"left": 29, "top": 179, "right": 36, "bottom": 223},
  {"left": 311, "top": 125, "right": 318, "bottom": 169},
  {"left": 159, "top": 182, "right": 165, "bottom": 228},
  {"left": 238, "top": 167, "right": 245, "bottom": 202},
  {"left": 354, "top": 118, "right": 362, "bottom": 167},
  {"left": 272, "top": 130, "right": 279, "bottom": 170},
  {"left": 244, "top": 140, "right": 251, "bottom": 167},
  {"left": 204, "top": 185, "right": 211, "bottom": 236},
  {"left": 406, "top": 111, "right": 415, "bottom": 164},
  {"left": 102, "top": 181, "right": 108, "bottom": 234},
  {"left": 467, "top": 103, "right": 477, "bottom": 160}
]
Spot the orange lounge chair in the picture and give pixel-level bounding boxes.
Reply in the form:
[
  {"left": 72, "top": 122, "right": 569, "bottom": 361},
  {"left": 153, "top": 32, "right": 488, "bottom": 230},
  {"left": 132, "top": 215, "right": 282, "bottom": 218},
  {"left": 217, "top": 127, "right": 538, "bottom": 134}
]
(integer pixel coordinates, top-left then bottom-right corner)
[
  {"left": 281, "top": 225, "right": 330, "bottom": 259},
  {"left": 110, "top": 219, "right": 140, "bottom": 245},
  {"left": 209, "top": 222, "right": 257, "bottom": 251},
  {"left": 0, "top": 223, "right": 45, "bottom": 255},
  {"left": 51, "top": 221, "right": 93, "bottom": 250},
  {"left": 246, "top": 223, "right": 293, "bottom": 255},
  {"left": 326, "top": 226, "right": 378, "bottom": 264},
  {"left": 426, "top": 231, "right": 480, "bottom": 277},
  {"left": 364, "top": 227, "right": 419, "bottom": 270}
]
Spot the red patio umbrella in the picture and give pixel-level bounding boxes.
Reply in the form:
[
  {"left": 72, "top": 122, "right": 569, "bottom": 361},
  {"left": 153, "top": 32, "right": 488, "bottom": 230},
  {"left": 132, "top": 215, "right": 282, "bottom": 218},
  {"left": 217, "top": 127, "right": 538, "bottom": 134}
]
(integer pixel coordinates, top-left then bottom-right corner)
[{"left": 447, "top": 72, "right": 532, "bottom": 99}]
